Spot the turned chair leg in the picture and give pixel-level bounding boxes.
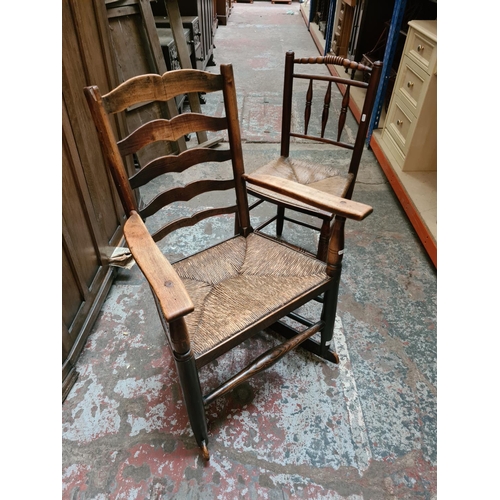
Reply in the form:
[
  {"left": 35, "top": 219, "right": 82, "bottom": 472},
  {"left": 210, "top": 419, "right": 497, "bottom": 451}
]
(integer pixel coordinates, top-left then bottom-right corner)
[
  {"left": 276, "top": 206, "right": 285, "bottom": 237},
  {"left": 317, "top": 218, "right": 331, "bottom": 262},
  {"left": 174, "top": 350, "right": 210, "bottom": 460}
]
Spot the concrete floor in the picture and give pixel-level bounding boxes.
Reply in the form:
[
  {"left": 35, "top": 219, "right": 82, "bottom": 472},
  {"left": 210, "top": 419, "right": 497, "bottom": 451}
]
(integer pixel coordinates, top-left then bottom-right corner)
[{"left": 62, "top": 3, "right": 437, "bottom": 499}]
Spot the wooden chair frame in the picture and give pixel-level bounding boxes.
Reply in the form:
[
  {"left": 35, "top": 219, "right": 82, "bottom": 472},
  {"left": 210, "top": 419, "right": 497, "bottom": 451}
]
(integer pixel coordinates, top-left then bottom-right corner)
[{"left": 84, "top": 64, "right": 373, "bottom": 460}]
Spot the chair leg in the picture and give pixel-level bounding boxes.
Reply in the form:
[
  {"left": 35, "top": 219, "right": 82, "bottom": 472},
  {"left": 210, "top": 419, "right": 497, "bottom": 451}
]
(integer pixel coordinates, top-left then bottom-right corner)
[
  {"left": 173, "top": 350, "right": 210, "bottom": 460},
  {"left": 320, "top": 275, "right": 341, "bottom": 360},
  {"left": 276, "top": 206, "right": 285, "bottom": 237},
  {"left": 321, "top": 215, "right": 346, "bottom": 360}
]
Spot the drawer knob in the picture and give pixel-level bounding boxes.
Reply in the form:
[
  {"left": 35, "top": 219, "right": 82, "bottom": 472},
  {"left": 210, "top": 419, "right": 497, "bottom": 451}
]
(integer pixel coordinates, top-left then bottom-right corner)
[
  {"left": 397, "top": 120, "right": 403, "bottom": 126},
  {"left": 407, "top": 81, "right": 414, "bottom": 88},
  {"left": 417, "top": 44, "right": 424, "bottom": 52}
]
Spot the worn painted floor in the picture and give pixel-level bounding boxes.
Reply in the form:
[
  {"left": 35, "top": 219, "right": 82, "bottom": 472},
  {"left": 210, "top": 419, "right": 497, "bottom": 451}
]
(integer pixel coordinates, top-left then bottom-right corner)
[{"left": 62, "top": 3, "right": 437, "bottom": 499}]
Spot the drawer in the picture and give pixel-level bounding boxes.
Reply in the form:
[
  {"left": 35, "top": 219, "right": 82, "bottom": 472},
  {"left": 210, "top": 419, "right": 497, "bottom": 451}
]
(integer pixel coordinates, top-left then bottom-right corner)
[
  {"left": 154, "top": 15, "right": 201, "bottom": 45},
  {"left": 380, "top": 128, "right": 405, "bottom": 170},
  {"left": 336, "top": 17, "right": 343, "bottom": 34},
  {"left": 406, "top": 26, "right": 437, "bottom": 74},
  {"left": 385, "top": 95, "right": 416, "bottom": 154},
  {"left": 157, "top": 27, "right": 191, "bottom": 49},
  {"left": 395, "top": 56, "right": 429, "bottom": 115}
]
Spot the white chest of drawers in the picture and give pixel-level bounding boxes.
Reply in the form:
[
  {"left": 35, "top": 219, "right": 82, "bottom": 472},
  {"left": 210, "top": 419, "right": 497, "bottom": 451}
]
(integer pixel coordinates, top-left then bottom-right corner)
[{"left": 381, "top": 20, "right": 437, "bottom": 172}]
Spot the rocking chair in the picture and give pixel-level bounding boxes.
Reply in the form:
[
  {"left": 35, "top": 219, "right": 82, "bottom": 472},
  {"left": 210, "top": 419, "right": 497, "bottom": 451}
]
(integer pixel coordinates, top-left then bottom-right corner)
[{"left": 84, "top": 63, "right": 373, "bottom": 460}]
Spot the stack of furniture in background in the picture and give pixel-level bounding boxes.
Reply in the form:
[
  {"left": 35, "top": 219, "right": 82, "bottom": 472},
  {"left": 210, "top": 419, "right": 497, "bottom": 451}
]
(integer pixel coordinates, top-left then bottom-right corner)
[
  {"left": 154, "top": 17, "right": 203, "bottom": 69},
  {"left": 151, "top": 0, "right": 217, "bottom": 69}
]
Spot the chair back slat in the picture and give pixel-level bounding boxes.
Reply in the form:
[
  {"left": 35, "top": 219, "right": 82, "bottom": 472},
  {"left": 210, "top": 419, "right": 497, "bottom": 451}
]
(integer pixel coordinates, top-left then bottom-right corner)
[
  {"left": 102, "top": 70, "right": 224, "bottom": 114},
  {"left": 117, "top": 115, "right": 228, "bottom": 156},
  {"left": 139, "top": 179, "right": 236, "bottom": 219},
  {"left": 130, "top": 148, "right": 232, "bottom": 189},
  {"left": 151, "top": 206, "right": 238, "bottom": 242}
]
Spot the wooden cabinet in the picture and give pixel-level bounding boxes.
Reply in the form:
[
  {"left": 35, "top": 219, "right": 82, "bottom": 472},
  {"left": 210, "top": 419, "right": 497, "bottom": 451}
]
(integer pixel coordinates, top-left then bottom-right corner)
[
  {"left": 157, "top": 27, "right": 195, "bottom": 70},
  {"left": 63, "top": 0, "right": 188, "bottom": 399},
  {"left": 155, "top": 15, "right": 204, "bottom": 70},
  {"left": 372, "top": 19, "right": 437, "bottom": 265},
  {"left": 62, "top": 0, "right": 130, "bottom": 399},
  {"left": 179, "top": 0, "right": 216, "bottom": 68},
  {"left": 152, "top": 0, "right": 216, "bottom": 69},
  {"left": 380, "top": 20, "right": 437, "bottom": 172},
  {"left": 216, "top": 0, "right": 232, "bottom": 25}
]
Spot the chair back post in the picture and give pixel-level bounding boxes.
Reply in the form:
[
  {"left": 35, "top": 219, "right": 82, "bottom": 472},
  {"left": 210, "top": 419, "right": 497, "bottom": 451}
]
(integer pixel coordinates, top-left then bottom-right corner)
[
  {"left": 346, "top": 60, "right": 383, "bottom": 197},
  {"left": 220, "top": 63, "right": 252, "bottom": 236},
  {"left": 280, "top": 50, "right": 295, "bottom": 158},
  {"left": 84, "top": 85, "right": 138, "bottom": 215}
]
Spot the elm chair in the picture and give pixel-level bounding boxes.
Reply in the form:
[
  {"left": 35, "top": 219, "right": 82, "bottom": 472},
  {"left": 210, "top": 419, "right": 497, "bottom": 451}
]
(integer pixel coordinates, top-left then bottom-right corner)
[
  {"left": 247, "top": 50, "right": 383, "bottom": 261},
  {"left": 84, "top": 64, "right": 373, "bottom": 461}
]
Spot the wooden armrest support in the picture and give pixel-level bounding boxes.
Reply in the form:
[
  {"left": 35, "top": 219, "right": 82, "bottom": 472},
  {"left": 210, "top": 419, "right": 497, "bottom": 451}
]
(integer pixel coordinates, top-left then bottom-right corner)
[
  {"left": 243, "top": 174, "right": 372, "bottom": 221},
  {"left": 124, "top": 211, "right": 194, "bottom": 322}
]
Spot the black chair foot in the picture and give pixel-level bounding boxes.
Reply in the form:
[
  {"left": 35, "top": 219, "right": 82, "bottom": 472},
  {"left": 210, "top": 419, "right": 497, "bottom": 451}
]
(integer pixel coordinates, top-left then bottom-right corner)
[{"left": 200, "top": 440, "right": 210, "bottom": 461}]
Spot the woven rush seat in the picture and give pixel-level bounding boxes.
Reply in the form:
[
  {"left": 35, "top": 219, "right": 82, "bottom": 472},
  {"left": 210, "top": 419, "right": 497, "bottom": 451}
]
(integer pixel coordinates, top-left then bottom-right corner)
[
  {"left": 173, "top": 232, "right": 330, "bottom": 360},
  {"left": 249, "top": 156, "right": 353, "bottom": 216}
]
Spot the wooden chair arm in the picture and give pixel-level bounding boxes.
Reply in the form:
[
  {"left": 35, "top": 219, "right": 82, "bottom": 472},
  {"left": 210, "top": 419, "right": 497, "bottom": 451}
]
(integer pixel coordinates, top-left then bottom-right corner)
[
  {"left": 124, "top": 211, "right": 194, "bottom": 322},
  {"left": 243, "top": 173, "right": 372, "bottom": 221}
]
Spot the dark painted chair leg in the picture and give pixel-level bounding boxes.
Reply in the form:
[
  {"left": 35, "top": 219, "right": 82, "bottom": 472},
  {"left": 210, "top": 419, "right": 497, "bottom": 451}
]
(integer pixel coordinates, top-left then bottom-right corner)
[
  {"left": 320, "top": 277, "right": 341, "bottom": 361},
  {"left": 276, "top": 206, "right": 285, "bottom": 237},
  {"left": 174, "top": 350, "right": 210, "bottom": 460}
]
